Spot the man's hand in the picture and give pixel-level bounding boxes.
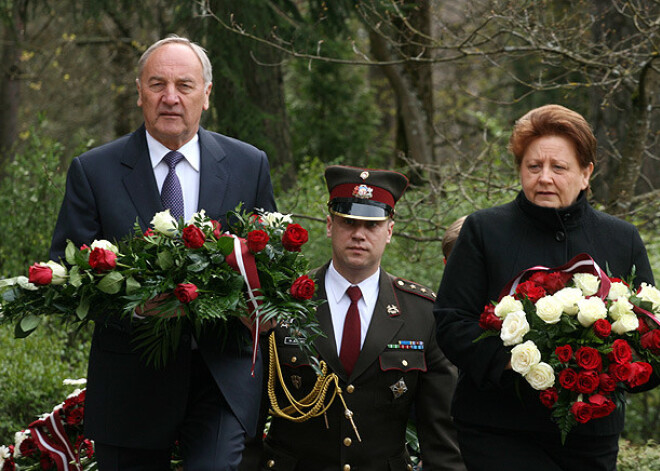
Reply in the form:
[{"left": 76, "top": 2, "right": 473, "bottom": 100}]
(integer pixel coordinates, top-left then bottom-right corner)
[{"left": 135, "top": 294, "right": 185, "bottom": 318}]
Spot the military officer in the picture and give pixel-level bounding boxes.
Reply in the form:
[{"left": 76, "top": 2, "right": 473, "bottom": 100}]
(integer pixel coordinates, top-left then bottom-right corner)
[{"left": 258, "top": 166, "right": 465, "bottom": 471}]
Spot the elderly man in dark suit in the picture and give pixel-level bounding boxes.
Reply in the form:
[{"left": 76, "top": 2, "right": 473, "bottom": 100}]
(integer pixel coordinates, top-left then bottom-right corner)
[
  {"left": 258, "top": 166, "right": 465, "bottom": 471},
  {"left": 49, "top": 35, "right": 276, "bottom": 471}
]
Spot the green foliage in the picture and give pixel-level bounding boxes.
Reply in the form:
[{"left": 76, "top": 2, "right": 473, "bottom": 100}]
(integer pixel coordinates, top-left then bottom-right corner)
[
  {"left": 0, "top": 128, "right": 67, "bottom": 278},
  {"left": 618, "top": 440, "right": 660, "bottom": 470},
  {"left": 0, "top": 324, "right": 90, "bottom": 444}
]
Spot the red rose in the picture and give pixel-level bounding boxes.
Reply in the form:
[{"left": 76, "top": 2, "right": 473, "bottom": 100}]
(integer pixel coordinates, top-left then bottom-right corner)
[
  {"left": 174, "top": 283, "right": 199, "bottom": 303},
  {"left": 28, "top": 263, "right": 53, "bottom": 285},
  {"left": 539, "top": 387, "right": 559, "bottom": 408},
  {"left": 592, "top": 319, "right": 612, "bottom": 339},
  {"left": 529, "top": 271, "right": 571, "bottom": 294},
  {"left": 247, "top": 230, "right": 270, "bottom": 253},
  {"left": 75, "top": 437, "right": 94, "bottom": 459},
  {"left": 576, "top": 370, "right": 600, "bottom": 394},
  {"left": 555, "top": 344, "right": 573, "bottom": 363},
  {"left": 515, "top": 280, "right": 546, "bottom": 302},
  {"left": 589, "top": 394, "right": 616, "bottom": 419},
  {"left": 608, "top": 362, "right": 633, "bottom": 383},
  {"left": 571, "top": 401, "right": 593, "bottom": 424},
  {"left": 143, "top": 228, "right": 155, "bottom": 238},
  {"left": 638, "top": 318, "right": 651, "bottom": 335},
  {"left": 575, "top": 346, "right": 602, "bottom": 371},
  {"left": 640, "top": 329, "right": 660, "bottom": 354},
  {"left": 290, "top": 275, "right": 316, "bottom": 300},
  {"left": 65, "top": 407, "right": 84, "bottom": 426},
  {"left": 608, "top": 339, "right": 632, "bottom": 364},
  {"left": 88, "top": 247, "right": 117, "bottom": 272},
  {"left": 19, "top": 436, "right": 38, "bottom": 458},
  {"left": 559, "top": 368, "right": 578, "bottom": 390},
  {"left": 182, "top": 225, "right": 206, "bottom": 249},
  {"left": 628, "top": 361, "right": 653, "bottom": 388},
  {"left": 479, "top": 304, "right": 503, "bottom": 331},
  {"left": 282, "top": 224, "right": 308, "bottom": 252},
  {"left": 211, "top": 220, "right": 222, "bottom": 238},
  {"left": 598, "top": 373, "right": 617, "bottom": 393}
]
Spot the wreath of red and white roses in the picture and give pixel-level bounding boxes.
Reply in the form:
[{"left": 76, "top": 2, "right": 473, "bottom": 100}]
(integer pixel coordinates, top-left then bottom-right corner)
[
  {"left": 0, "top": 207, "right": 323, "bottom": 370},
  {"left": 476, "top": 253, "right": 660, "bottom": 442}
]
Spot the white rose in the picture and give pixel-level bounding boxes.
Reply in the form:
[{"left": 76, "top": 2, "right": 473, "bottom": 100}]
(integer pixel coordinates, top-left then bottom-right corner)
[
  {"left": 263, "top": 211, "right": 293, "bottom": 227},
  {"left": 187, "top": 209, "right": 208, "bottom": 226},
  {"left": 0, "top": 445, "right": 9, "bottom": 466},
  {"left": 46, "top": 260, "right": 67, "bottom": 285},
  {"left": 500, "top": 310, "right": 530, "bottom": 346},
  {"left": 577, "top": 297, "right": 607, "bottom": 327},
  {"left": 611, "top": 313, "right": 640, "bottom": 335},
  {"left": 510, "top": 340, "right": 541, "bottom": 375},
  {"left": 608, "top": 297, "right": 634, "bottom": 321},
  {"left": 553, "top": 287, "right": 583, "bottom": 315},
  {"left": 573, "top": 273, "right": 600, "bottom": 296},
  {"left": 150, "top": 210, "right": 178, "bottom": 236},
  {"left": 91, "top": 239, "right": 119, "bottom": 254},
  {"left": 525, "top": 362, "right": 556, "bottom": 390},
  {"left": 607, "top": 281, "right": 630, "bottom": 301},
  {"left": 0, "top": 276, "right": 37, "bottom": 291},
  {"left": 14, "top": 431, "right": 29, "bottom": 458},
  {"left": 638, "top": 283, "right": 660, "bottom": 311},
  {"left": 535, "top": 295, "right": 564, "bottom": 324},
  {"left": 494, "top": 295, "right": 523, "bottom": 319},
  {"left": 63, "top": 378, "right": 87, "bottom": 386}
]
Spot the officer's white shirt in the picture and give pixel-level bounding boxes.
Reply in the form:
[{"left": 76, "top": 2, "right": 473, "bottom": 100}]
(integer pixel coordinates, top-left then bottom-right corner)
[
  {"left": 325, "top": 261, "right": 380, "bottom": 356},
  {"left": 147, "top": 130, "right": 201, "bottom": 221}
]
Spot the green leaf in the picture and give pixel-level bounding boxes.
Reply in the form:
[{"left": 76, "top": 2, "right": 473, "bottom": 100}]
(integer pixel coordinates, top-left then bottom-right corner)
[
  {"left": 69, "top": 266, "right": 82, "bottom": 287},
  {"left": 97, "top": 271, "right": 124, "bottom": 294},
  {"left": 125, "top": 276, "right": 141, "bottom": 295},
  {"left": 216, "top": 236, "right": 235, "bottom": 256},
  {"left": 157, "top": 250, "right": 174, "bottom": 270},
  {"left": 16, "top": 314, "right": 41, "bottom": 338},
  {"left": 76, "top": 296, "right": 90, "bottom": 320},
  {"left": 65, "top": 240, "right": 77, "bottom": 265}
]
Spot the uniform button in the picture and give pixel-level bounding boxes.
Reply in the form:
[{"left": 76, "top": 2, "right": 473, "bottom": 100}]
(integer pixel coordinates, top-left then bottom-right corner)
[
  {"left": 555, "top": 231, "right": 566, "bottom": 242},
  {"left": 343, "top": 437, "right": 352, "bottom": 446},
  {"left": 266, "top": 459, "right": 275, "bottom": 468},
  {"left": 290, "top": 356, "right": 297, "bottom": 363},
  {"left": 346, "top": 384, "right": 355, "bottom": 393},
  {"left": 343, "top": 465, "right": 351, "bottom": 471},
  {"left": 402, "top": 360, "right": 408, "bottom": 367}
]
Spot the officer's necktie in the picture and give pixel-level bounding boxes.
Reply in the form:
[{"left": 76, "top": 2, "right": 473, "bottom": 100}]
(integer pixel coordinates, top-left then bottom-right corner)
[
  {"left": 161, "top": 150, "right": 185, "bottom": 221},
  {"left": 340, "top": 285, "right": 362, "bottom": 376}
]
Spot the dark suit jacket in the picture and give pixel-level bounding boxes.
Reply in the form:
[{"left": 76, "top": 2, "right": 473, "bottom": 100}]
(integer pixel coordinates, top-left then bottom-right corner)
[
  {"left": 49, "top": 125, "right": 276, "bottom": 449},
  {"left": 260, "top": 264, "right": 465, "bottom": 471}
]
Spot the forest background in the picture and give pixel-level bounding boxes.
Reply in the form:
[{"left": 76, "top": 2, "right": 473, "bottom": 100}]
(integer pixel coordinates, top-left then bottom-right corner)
[{"left": 1, "top": 0, "right": 660, "bottom": 466}]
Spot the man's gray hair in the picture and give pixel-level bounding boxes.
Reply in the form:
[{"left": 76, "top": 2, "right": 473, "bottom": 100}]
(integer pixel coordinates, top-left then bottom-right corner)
[{"left": 137, "top": 35, "right": 213, "bottom": 86}]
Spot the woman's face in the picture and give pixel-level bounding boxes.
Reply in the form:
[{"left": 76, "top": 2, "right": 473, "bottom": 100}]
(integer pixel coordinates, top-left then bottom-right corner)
[{"left": 520, "top": 135, "right": 594, "bottom": 208}]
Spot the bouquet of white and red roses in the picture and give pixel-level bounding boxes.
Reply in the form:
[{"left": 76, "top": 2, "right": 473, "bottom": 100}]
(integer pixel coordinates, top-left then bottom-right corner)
[
  {"left": 0, "top": 207, "right": 323, "bottom": 369},
  {"left": 477, "top": 254, "right": 660, "bottom": 442}
]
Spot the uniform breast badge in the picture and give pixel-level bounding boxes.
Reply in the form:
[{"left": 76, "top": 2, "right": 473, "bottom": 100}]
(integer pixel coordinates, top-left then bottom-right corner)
[
  {"left": 290, "top": 375, "right": 302, "bottom": 390},
  {"left": 390, "top": 378, "right": 408, "bottom": 399}
]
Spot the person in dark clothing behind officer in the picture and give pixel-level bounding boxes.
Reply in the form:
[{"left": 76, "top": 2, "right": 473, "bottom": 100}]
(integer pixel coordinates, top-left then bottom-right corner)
[{"left": 258, "top": 165, "right": 466, "bottom": 471}]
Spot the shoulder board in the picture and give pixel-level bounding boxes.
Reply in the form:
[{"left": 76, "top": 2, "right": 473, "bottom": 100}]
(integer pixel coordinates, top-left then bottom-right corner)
[{"left": 392, "top": 277, "right": 436, "bottom": 301}]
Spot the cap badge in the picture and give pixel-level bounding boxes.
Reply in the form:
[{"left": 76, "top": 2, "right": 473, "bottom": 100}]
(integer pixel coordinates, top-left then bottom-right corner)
[
  {"left": 360, "top": 171, "right": 369, "bottom": 180},
  {"left": 352, "top": 184, "right": 373, "bottom": 199}
]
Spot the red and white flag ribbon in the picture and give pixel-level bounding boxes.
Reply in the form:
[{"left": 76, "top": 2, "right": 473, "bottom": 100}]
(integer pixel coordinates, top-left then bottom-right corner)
[
  {"left": 225, "top": 235, "right": 263, "bottom": 376},
  {"left": 28, "top": 405, "right": 81, "bottom": 471},
  {"left": 499, "top": 253, "right": 611, "bottom": 300}
]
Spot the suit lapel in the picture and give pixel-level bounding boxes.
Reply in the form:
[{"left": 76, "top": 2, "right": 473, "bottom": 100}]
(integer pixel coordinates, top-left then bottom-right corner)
[
  {"left": 351, "top": 269, "right": 403, "bottom": 379},
  {"left": 311, "top": 264, "right": 346, "bottom": 377},
  {"left": 197, "top": 127, "right": 229, "bottom": 218},
  {"left": 121, "top": 125, "right": 162, "bottom": 230}
]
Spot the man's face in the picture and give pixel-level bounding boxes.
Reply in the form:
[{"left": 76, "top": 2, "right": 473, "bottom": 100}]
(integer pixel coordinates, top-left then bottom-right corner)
[
  {"left": 137, "top": 43, "right": 212, "bottom": 150},
  {"left": 327, "top": 215, "right": 393, "bottom": 283}
]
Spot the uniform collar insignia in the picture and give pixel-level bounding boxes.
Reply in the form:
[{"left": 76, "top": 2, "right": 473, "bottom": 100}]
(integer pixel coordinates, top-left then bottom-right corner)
[{"left": 387, "top": 304, "right": 400, "bottom": 317}]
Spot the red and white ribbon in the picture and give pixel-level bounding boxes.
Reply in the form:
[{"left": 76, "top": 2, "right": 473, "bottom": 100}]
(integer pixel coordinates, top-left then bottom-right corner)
[
  {"left": 499, "top": 253, "right": 611, "bottom": 300},
  {"left": 225, "top": 235, "right": 263, "bottom": 376},
  {"left": 28, "top": 405, "right": 81, "bottom": 471}
]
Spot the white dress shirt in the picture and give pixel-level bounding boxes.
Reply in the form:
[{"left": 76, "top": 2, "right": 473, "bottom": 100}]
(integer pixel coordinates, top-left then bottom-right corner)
[
  {"left": 147, "top": 130, "right": 201, "bottom": 221},
  {"left": 325, "top": 262, "right": 380, "bottom": 356}
]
